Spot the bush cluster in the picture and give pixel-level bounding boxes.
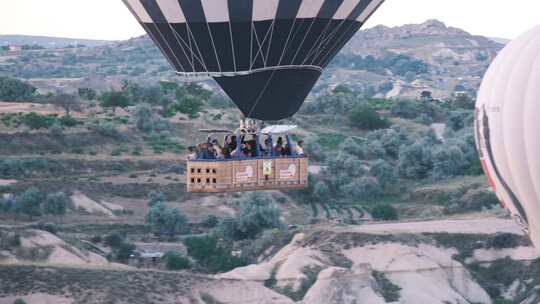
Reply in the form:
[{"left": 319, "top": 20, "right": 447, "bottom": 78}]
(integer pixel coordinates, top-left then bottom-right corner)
[{"left": 0, "top": 188, "right": 70, "bottom": 217}]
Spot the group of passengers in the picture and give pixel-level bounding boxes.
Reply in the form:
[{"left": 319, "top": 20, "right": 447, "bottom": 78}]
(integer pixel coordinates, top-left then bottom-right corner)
[{"left": 187, "top": 135, "right": 304, "bottom": 160}]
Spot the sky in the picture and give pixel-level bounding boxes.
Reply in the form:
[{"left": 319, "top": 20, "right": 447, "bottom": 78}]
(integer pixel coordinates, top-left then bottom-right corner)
[{"left": 0, "top": 0, "right": 538, "bottom": 41}]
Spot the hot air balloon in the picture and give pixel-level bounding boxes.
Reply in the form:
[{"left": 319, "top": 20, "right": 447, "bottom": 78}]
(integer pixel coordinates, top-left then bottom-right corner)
[
  {"left": 475, "top": 25, "right": 540, "bottom": 249},
  {"left": 122, "top": 0, "right": 384, "bottom": 120}
]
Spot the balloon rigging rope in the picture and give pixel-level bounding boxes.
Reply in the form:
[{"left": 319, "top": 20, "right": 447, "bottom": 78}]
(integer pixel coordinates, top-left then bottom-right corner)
[
  {"left": 245, "top": 69, "right": 278, "bottom": 119},
  {"left": 246, "top": 14, "right": 303, "bottom": 120}
]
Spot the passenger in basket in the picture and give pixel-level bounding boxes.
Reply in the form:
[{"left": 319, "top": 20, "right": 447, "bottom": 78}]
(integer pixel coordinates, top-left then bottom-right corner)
[
  {"left": 212, "top": 139, "right": 224, "bottom": 159},
  {"left": 195, "top": 144, "right": 203, "bottom": 159},
  {"left": 228, "top": 136, "right": 237, "bottom": 154},
  {"left": 241, "top": 143, "right": 251, "bottom": 159},
  {"left": 187, "top": 146, "right": 197, "bottom": 160},
  {"left": 274, "top": 137, "right": 284, "bottom": 156},
  {"left": 294, "top": 140, "right": 305, "bottom": 156}
]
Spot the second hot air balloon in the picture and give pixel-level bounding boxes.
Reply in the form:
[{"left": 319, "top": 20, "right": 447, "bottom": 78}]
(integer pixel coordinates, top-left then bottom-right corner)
[{"left": 475, "top": 25, "right": 540, "bottom": 250}]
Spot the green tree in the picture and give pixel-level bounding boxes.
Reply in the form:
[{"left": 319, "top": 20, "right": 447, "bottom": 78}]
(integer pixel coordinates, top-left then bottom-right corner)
[
  {"left": 348, "top": 105, "right": 389, "bottom": 130},
  {"left": 78, "top": 88, "right": 97, "bottom": 100},
  {"left": 371, "top": 159, "right": 398, "bottom": 188},
  {"left": 202, "top": 215, "right": 219, "bottom": 228},
  {"left": 14, "top": 187, "right": 43, "bottom": 217},
  {"left": 172, "top": 93, "right": 204, "bottom": 118},
  {"left": 163, "top": 251, "right": 191, "bottom": 270},
  {"left": 184, "top": 235, "right": 247, "bottom": 273},
  {"left": 104, "top": 232, "right": 124, "bottom": 248},
  {"left": 100, "top": 91, "right": 129, "bottom": 114},
  {"left": 371, "top": 205, "right": 398, "bottom": 221},
  {"left": 145, "top": 202, "right": 189, "bottom": 236},
  {"left": 49, "top": 93, "right": 81, "bottom": 115},
  {"left": 159, "top": 81, "right": 179, "bottom": 93},
  {"left": 217, "top": 193, "right": 281, "bottom": 240},
  {"left": 398, "top": 142, "right": 433, "bottom": 179},
  {"left": 313, "top": 181, "right": 330, "bottom": 202},
  {"left": 341, "top": 176, "right": 383, "bottom": 201},
  {"left": 148, "top": 190, "right": 166, "bottom": 207},
  {"left": 21, "top": 113, "right": 56, "bottom": 129},
  {"left": 431, "top": 145, "right": 467, "bottom": 179},
  {"left": 0, "top": 76, "right": 36, "bottom": 101},
  {"left": 390, "top": 100, "right": 419, "bottom": 119},
  {"left": 132, "top": 103, "right": 171, "bottom": 134},
  {"left": 116, "top": 243, "right": 136, "bottom": 262},
  {"left": 43, "top": 192, "right": 69, "bottom": 216}
]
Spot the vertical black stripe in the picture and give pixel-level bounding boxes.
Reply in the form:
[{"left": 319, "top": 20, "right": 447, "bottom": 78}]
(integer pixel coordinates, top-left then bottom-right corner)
[
  {"left": 276, "top": 0, "right": 302, "bottom": 20},
  {"left": 140, "top": 0, "right": 167, "bottom": 23},
  {"left": 317, "top": 0, "right": 344, "bottom": 19},
  {"left": 282, "top": 19, "right": 312, "bottom": 65},
  {"left": 303, "top": 0, "right": 345, "bottom": 64},
  {"left": 178, "top": 0, "right": 206, "bottom": 23},
  {"left": 319, "top": 21, "right": 362, "bottom": 67},
  {"left": 347, "top": 0, "right": 372, "bottom": 20},
  {"left": 139, "top": 0, "right": 194, "bottom": 72},
  {"left": 228, "top": 0, "right": 252, "bottom": 22},
  {"left": 178, "top": 0, "right": 220, "bottom": 71},
  {"left": 264, "top": 0, "right": 302, "bottom": 66},
  {"left": 229, "top": 0, "right": 253, "bottom": 70}
]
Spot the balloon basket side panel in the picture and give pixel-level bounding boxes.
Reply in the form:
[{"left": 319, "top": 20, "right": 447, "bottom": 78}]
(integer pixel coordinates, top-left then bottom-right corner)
[{"left": 186, "top": 158, "right": 308, "bottom": 193}]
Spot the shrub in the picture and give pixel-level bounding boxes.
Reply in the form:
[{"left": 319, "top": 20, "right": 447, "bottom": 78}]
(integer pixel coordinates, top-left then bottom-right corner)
[
  {"left": 104, "top": 232, "right": 124, "bottom": 248},
  {"left": 30, "top": 222, "right": 58, "bottom": 235},
  {"left": 87, "top": 122, "right": 122, "bottom": 139},
  {"left": 217, "top": 193, "right": 281, "bottom": 240},
  {"left": 8, "top": 234, "right": 21, "bottom": 247},
  {"left": 341, "top": 176, "right": 383, "bottom": 201},
  {"left": 313, "top": 181, "right": 330, "bottom": 202},
  {"left": 390, "top": 100, "right": 419, "bottom": 119},
  {"left": 21, "top": 113, "right": 56, "bottom": 129},
  {"left": 78, "top": 88, "right": 97, "bottom": 100},
  {"left": 14, "top": 187, "right": 43, "bottom": 217},
  {"left": 371, "top": 205, "right": 398, "bottom": 221},
  {"left": 207, "top": 94, "right": 233, "bottom": 109},
  {"left": 373, "top": 271, "right": 401, "bottom": 302},
  {"left": 488, "top": 233, "right": 519, "bottom": 249},
  {"left": 132, "top": 103, "right": 171, "bottom": 135},
  {"left": 148, "top": 190, "right": 166, "bottom": 207},
  {"left": 43, "top": 192, "right": 69, "bottom": 215},
  {"left": 170, "top": 93, "right": 204, "bottom": 118},
  {"left": 90, "top": 235, "right": 102, "bottom": 244},
  {"left": 100, "top": 90, "right": 130, "bottom": 114},
  {"left": 184, "top": 235, "right": 248, "bottom": 273},
  {"left": 202, "top": 215, "right": 219, "bottom": 228},
  {"left": 0, "top": 76, "right": 36, "bottom": 101},
  {"left": 49, "top": 123, "right": 64, "bottom": 138},
  {"left": 145, "top": 202, "right": 189, "bottom": 236},
  {"left": 371, "top": 159, "right": 398, "bottom": 188},
  {"left": 116, "top": 243, "right": 136, "bottom": 262},
  {"left": 398, "top": 142, "right": 433, "bottom": 179},
  {"left": 348, "top": 105, "right": 389, "bottom": 130},
  {"left": 431, "top": 145, "right": 467, "bottom": 179},
  {"left": 164, "top": 251, "right": 191, "bottom": 270},
  {"left": 13, "top": 299, "right": 27, "bottom": 304},
  {"left": 49, "top": 93, "right": 82, "bottom": 115},
  {"left": 58, "top": 115, "right": 80, "bottom": 127}
]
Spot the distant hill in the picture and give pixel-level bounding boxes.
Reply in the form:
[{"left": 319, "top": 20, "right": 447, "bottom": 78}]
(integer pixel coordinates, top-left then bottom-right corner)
[
  {"left": 323, "top": 19, "right": 504, "bottom": 99},
  {"left": 0, "top": 20, "right": 505, "bottom": 99},
  {"left": 488, "top": 37, "right": 511, "bottom": 45},
  {"left": 0, "top": 35, "right": 112, "bottom": 48}
]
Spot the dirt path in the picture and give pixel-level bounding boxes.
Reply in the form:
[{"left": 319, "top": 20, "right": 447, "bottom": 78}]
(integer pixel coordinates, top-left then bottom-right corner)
[{"left": 328, "top": 218, "right": 524, "bottom": 235}]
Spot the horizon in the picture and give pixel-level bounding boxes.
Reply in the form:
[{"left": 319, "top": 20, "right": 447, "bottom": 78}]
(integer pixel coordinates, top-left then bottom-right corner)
[{"left": 0, "top": 0, "right": 539, "bottom": 41}]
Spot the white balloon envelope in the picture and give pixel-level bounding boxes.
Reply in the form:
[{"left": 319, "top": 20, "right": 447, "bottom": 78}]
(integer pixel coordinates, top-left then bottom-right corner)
[{"left": 475, "top": 25, "right": 540, "bottom": 249}]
